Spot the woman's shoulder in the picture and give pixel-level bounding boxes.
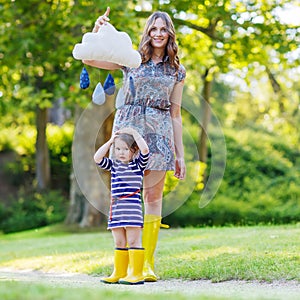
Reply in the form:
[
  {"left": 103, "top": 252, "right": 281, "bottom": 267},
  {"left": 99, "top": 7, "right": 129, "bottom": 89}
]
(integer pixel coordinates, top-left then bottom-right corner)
[
  {"left": 177, "top": 63, "right": 186, "bottom": 82},
  {"left": 178, "top": 63, "right": 186, "bottom": 75},
  {"left": 165, "top": 57, "right": 186, "bottom": 80},
  {"left": 179, "top": 63, "right": 186, "bottom": 71}
]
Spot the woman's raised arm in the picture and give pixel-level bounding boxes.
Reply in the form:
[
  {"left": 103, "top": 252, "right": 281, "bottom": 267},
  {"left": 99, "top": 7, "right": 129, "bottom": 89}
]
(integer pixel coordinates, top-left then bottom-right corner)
[{"left": 82, "top": 7, "right": 122, "bottom": 70}]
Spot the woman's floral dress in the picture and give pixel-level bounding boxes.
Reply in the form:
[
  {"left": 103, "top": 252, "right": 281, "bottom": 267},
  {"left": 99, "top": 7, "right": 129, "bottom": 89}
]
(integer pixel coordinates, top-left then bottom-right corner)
[{"left": 113, "top": 57, "right": 186, "bottom": 171}]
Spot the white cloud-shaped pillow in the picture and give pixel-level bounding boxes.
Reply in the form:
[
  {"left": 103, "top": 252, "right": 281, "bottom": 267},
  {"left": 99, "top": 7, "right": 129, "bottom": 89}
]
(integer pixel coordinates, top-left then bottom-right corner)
[{"left": 72, "top": 23, "right": 141, "bottom": 68}]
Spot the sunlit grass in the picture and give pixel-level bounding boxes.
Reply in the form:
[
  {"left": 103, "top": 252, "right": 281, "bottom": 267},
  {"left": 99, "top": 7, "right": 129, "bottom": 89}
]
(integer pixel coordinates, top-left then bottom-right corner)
[
  {"left": 0, "top": 224, "right": 299, "bottom": 282},
  {"left": 156, "top": 225, "right": 300, "bottom": 282},
  {"left": 0, "top": 251, "right": 113, "bottom": 274},
  {"left": 0, "top": 226, "right": 113, "bottom": 274},
  {"left": 0, "top": 281, "right": 225, "bottom": 300}
]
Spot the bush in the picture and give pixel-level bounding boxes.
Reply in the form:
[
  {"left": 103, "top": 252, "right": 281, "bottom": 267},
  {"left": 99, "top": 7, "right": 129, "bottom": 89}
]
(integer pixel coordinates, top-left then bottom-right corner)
[
  {"left": 0, "top": 190, "right": 68, "bottom": 234},
  {"left": 47, "top": 123, "right": 73, "bottom": 192},
  {"left": 164, "top": 125, "right": 300, "bottom": 227},
  {"left": 0, "top": 123, "right": 73, "bottom": 193},
  {"left": 0, "top": 124, "right": 72, "bottom": 233}
]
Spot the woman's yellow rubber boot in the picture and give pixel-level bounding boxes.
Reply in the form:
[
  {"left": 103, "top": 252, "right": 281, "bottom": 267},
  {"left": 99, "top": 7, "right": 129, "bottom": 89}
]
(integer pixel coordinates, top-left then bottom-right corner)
[
  {"left": 142, "top": 214, "right": 161, "bottom": 282},
  {"left": 119, "top": 248, "right": 145, "bottom": 285},
  {"left": 100, "top": 248, "right": 128, "bottom": 284}
]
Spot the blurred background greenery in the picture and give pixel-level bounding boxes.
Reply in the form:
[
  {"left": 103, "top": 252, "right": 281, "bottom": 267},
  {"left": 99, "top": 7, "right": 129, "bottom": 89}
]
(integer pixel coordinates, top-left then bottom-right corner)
[{"left": 0, "top": 0, "right": 299, "bottom": 233}]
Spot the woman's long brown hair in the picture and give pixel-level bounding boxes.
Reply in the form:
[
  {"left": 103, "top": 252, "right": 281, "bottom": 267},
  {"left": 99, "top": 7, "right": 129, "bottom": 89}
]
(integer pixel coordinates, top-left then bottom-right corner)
[{"left": 138, "top": 11, "right": 180, "bottom": 70}]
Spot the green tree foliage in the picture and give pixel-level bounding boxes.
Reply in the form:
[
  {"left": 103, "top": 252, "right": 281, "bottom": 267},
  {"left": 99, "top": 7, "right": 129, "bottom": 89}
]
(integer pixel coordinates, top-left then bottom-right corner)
[
  {"left": 0, "top": 0, "right": 141, "bottom": 189},
  {"left": 136, "top": 0, "right": 299, "bottom": 162},
  {"left": 0, "top": 0, "right": 299, "bottom": 230},
  {"left": 165, "top": 125, "right": 300, "bottom": 226}
]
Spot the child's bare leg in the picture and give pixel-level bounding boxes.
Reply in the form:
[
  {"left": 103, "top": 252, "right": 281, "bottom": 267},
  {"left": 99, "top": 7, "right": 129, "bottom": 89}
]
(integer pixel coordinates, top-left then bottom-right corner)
[
  {"left": 101, "top": 227, "right": 128, "bottom": 284},
  {"left": 126, "top": 227, "right": 142, "bottom": 248},
  {"left": 112, "top": 227, "right": 127, "bottom": 248},
  {"left": 119, "top": 227, "right": 144, "bottom": 284}
]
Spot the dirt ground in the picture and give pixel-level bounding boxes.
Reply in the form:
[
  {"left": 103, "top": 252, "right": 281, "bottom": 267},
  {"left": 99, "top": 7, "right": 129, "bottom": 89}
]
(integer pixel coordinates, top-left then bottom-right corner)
[{"left": 1, "top": 268, "right": 299, "bottom": 300}]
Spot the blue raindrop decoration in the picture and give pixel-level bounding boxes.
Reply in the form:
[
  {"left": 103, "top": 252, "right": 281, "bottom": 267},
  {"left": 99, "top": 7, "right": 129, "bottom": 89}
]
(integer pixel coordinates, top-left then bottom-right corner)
[
  {"left": 80, "top": 67, "right": 90, "bottom": 89},
  {"left": 103, "top": 74, "right": 116, "bottom": 95},
  {"left": 115, "top": 87, "right": 125, "bottom": 109},
  {"left": 92, "top": 82, "right": 106, "bottom": 105},
  {"left": 129, "top": 76, "right": 136, "bottom": 98}
]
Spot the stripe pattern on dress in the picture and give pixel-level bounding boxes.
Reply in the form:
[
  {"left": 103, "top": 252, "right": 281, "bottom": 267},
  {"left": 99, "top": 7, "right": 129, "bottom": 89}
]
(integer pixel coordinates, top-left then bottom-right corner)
[{"left": 98, "top": 152, "right": 149, "bottom": 229}]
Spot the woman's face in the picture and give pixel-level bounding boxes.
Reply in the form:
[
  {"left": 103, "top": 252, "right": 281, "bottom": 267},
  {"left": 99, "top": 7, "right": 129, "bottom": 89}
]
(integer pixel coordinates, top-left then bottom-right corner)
[
  {"left": 114, "top": 138, "right": 134, "bottom": 163},
  {"left": 149, "top": 17, "right": 169, "bottom": 50}
]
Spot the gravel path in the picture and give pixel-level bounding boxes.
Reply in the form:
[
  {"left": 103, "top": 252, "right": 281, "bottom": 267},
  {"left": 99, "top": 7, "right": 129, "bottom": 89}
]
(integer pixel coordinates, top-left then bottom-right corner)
[{"left": 1, "top": 268, "right": 300, "bottom": 300}]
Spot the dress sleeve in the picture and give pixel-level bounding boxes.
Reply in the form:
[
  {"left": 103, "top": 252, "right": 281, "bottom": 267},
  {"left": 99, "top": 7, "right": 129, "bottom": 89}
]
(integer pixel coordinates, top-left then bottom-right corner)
[
  {"left": 97, "top": 157, "right": 113, "bottom": 171},
  {"left": 136, "top": 152, "right": 150, "bottom": 171},
  {"left": 176, "top": 64, "right": 186, "bottom": 82}
]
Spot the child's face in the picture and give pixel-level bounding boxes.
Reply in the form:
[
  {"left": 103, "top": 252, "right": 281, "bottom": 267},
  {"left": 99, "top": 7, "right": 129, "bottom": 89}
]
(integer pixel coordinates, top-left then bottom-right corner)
[{"left": 114, "top": 138, "right": 134, "bottom": 163}]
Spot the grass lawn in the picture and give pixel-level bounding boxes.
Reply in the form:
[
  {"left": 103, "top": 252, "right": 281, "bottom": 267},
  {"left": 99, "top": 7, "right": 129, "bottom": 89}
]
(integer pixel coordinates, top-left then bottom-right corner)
[
  {"left": 0, "top": 224, "right": 299, "bottom": 281},
  {"left": 0, "top": 281, "right": 227, "bottom": 300},
  {"left": 0, "top": 224, "right": 299, "bottom": 299}
]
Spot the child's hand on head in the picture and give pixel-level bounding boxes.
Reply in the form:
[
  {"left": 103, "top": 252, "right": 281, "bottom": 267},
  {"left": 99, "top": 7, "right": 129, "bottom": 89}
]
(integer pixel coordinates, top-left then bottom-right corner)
[
  {"left": 119, "top": 127, "right": 136, "bottom": 135},
  {"left": 110, "top": 131, "right": 119, "bottom": 144}
]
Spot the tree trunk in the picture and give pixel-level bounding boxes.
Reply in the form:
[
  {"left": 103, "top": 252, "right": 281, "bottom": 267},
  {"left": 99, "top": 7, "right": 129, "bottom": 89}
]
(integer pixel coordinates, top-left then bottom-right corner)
[
  {"left": 198, "top": 68, "right": 213, "bottom": 163},
  {"left": 64, "top": 170, "right": 85, "bottom": 224},
  {"left": 66, "top": 95, "right": 114, "bottom": 227},
  {"left": 36, "top": 106, "right": 50, "bottom": 190},
  {"left": 66, "top": 169, "right": 104, "bottom": 227}
]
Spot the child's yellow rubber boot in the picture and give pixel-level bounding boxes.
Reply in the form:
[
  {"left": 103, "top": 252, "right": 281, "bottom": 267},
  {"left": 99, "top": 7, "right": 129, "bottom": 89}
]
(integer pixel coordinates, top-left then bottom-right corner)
[
  {"left": 119, "top": 248, "right": 144, "bottom": 285},
  {"left": 100, "top": 248, "right": 128, "bottom": 284}
]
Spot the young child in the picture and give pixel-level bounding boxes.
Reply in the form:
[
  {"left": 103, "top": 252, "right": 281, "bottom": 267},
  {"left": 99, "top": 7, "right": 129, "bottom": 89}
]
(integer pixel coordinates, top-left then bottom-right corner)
[{"left": 94, "top": 127, "right": 149, "bottom": 285}]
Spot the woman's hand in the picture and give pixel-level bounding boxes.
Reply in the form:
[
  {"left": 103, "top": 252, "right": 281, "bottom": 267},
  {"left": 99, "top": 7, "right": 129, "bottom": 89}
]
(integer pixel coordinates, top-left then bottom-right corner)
[
  {"left": 93, "top": 7, "right": 110, "bottom": 33},
  {"left": 174, "top": 158, "right": 186, "bottom": 180}
]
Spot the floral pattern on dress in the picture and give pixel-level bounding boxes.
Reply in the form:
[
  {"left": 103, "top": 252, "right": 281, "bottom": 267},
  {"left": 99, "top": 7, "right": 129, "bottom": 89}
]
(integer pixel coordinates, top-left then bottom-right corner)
[{"left": 113, "top": 58, "right": 186, "bottom": 171}]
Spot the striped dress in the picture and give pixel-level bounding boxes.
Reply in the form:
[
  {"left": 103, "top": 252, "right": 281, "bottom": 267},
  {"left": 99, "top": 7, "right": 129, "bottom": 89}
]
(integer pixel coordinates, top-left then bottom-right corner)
[{"left": 97, "top": 152, "right": 149, "bottom": 229}]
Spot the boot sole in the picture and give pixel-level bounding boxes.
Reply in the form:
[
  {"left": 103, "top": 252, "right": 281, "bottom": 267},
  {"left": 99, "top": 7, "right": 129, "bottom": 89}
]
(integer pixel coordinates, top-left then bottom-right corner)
[
  {"left": 143, "top": 273, "right": 159, "bottom": 282},
  {"left": 118, "top": 280, "right": 144, "bottom": 285},
  {"left": 100, "top": 280, "right": 120, "bottom": 284},
  {"left": 144, "top": 278, "right": 157, "bottom": 282}
]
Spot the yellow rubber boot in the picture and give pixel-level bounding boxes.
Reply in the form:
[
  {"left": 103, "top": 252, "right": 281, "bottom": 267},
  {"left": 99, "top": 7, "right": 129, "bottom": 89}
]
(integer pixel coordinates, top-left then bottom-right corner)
[
  {"left": 119, "top": 248, "right": 145, "bottom": 285},
  {"left": 100, "top": 248, "right": 128, "bottom": 284},
  {"left": 142, "top": 214, "right": 161, "bottom": 282}
]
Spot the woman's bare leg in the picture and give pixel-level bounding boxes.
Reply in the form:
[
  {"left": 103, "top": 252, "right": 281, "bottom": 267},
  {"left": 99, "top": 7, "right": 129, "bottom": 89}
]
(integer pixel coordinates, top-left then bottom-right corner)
[{"left": 143, "top": 170, "right": 166, "bottom": 215}]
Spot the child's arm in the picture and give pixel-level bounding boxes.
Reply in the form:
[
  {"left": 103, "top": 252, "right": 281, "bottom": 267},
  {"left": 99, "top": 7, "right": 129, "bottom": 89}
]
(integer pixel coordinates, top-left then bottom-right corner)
[
  {"left": 94, "top": 133, "right": 116, "bottom": 164},
  {"left": 119, "top": 127, "right": 149, "bottom": 155}
]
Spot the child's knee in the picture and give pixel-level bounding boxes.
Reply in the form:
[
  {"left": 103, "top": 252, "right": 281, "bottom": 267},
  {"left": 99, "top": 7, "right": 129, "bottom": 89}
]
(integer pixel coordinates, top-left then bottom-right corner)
[
  {"left": 112, "top": 228, "right": 127, "bottom": 248},
  {"left": 115, "top": 240, "right": 127, "bottom": 248},
  {"left": 127, "top": 239, "right": 141, "bottom": 248},
  {"left": 126, "top": 230, "right": 142, "bottom": 248}
]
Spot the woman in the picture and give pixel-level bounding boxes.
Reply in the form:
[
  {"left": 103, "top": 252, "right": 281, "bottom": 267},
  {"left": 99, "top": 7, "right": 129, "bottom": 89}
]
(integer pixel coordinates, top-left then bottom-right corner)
[{"left": 84, "top": 7, "right": 186, "bottom": 282}]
